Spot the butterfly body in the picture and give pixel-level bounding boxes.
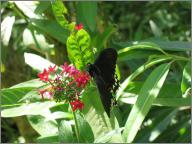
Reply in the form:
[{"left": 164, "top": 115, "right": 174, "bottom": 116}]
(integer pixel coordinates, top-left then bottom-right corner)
[{"left": 87, "top": 48, "right": 119, "bottom": 116}]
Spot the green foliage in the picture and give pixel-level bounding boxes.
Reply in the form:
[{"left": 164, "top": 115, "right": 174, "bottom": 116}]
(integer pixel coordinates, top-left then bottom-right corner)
[
  {"left": 122, "top": 63, "right": 171, "bottom": 142},
  {"left": 76, "top": 1, "right": 97, "bottom": 32},
  {"left": 1, "top": 1, "right": 190, "bottom": 143},
  {"left": 51, "top": 0, "right": 69, "bottom": 29},
  {"left": 67, "top": 29, "right": 93, "bottom": 70}
]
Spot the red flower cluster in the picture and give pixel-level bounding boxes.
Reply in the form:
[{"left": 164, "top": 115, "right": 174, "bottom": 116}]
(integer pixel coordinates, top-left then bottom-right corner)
[
  {"left": 38, "top": 65, "right": 56, "bottom": 82},
  {"left": 70, "top": 99, "right": 84, "bottom": 111},
  {"left": 75, "top": 23, "right": 83, "bottom": 30},
  {"left": 38, "top": 63, "right": 90, "bottom": 112}
]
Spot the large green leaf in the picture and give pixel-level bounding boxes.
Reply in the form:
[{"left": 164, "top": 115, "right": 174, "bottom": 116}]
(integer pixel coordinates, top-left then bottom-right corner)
[
  {"left": 58, "top": 120, "right": 75, "bottom": 142},
  {"left": 66, "top": 29, "right": 93, "bottom": 70},
  {"left": 28, "top": 114, "right": 58, "bottom": 136},
  {"left": 31, "top": 19, "right": 70, "bottom": 44},
  {"left": 2, "top": 101, "right": 56, "bottom": 117},
  {"left": 114, "top": 40, "right": 191, "bottom": 52},
  {"left": 14, "top": 1, "right": 39, "bottom": 19},
  {"left": 94, "top": 128, "right": 124, "bottom": 143},
  {"left": 82, "top": 86, "right": 113, "bottom": 138},
  {"left": 51, "top": 0, "right": 69, "bottom": 29},
  {"left": 36, "top": 135, "right": 58, "bottom": 143},
  {"left": 24, "top": 52, "right": 56, "bottom": 71},
  {"left": 134, "top": 108, "right": 177, "bottom": 142},
  {"left": 122, "top": 63, "right": 170, "bottom": 142},
  {"left": 10, "top": 79, "right": 45, "bottom": 89},
  {"left": 1, "top": 87, "right": 34, "bottom": 106},
  {"left": 76, "top": 1, "right": 97, "bottom": 32},
  {"left": 120, "top": 95, "right": 190, "bottom": 107},
  {"left": 76, "top": 113, "right": 94, "bottom": 143},
  {"left": 116, "top": 57, "right": 171, "bottom": 99},
  {"left": 1, "top": 16, "right": 15, "bottom": 46}
]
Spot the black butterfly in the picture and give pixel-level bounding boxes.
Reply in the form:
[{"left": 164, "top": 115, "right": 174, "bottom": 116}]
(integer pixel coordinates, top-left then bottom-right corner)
[{"left": 87, "top": 48, "right": 120, "bottom": 116}]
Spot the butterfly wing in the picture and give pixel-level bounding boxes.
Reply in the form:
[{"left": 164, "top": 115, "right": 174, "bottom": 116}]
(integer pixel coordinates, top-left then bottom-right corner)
[{"left": 91, "top": 48, "right": 118, "bottom": 116}]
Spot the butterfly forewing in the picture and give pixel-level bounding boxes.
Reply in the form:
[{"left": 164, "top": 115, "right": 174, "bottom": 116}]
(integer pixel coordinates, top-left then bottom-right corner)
[{"left": 88, "top": 48, "right": 118, "bottom": 116}]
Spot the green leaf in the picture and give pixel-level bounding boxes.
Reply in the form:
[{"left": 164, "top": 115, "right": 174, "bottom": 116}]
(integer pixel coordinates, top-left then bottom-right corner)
[
  {"left": 134, "top": 108, "right": 177, "bottom": 142},
  {"left": 120, "top": 94, "right": 190, "bottom": 107},
  {"left": 181, "top": 62, "right": 191, "bottom": 95},
  {"left": 24, "top": 52, "right": 56, "bottom": 71},
  {"left": 31, "top": 19, "right": 70, "bottom": 44},
  {"left": 94, "top": 25, "right": 116, "bottom": 51},
  {"left": 28, "top": 115, "right": 58, "bottom": 136},
  {"left": 51, "top": 0, "right": 69, "bottom": 29},
  {"left": 35, "top": 1, "right": 51, "bottom": 14},
  {"left": 118, "top": 49, "right": 160, "bottom": 61},
  {"left": 67, "top": 29, "right": 93, "bottom": 70},
  {"left": 76, "top": 1, "right": 97, "bottom": 32},
  {"left": 58, "top": 120, "right": 75, "bottom": 142},
  {"left": 116, "top": 57, "right": 171, "bottom": 99},
  {"left": 122, "top": 63, "right": 170, "bottom": 142},
  {"left": 36, "top": 135, "right": 58, "bottom": 143},
  {"left": 1, "top": 16, "right": 15, "bottom": 46},
  {"left": 149, "top": 20, "right": 162, "bottom": 37},
  {"left": 114, "top": 40, "right": 191, "bottom": 52},
  {"left": 148, "top": 109, "right": 177, "bottom": 142},
  {"left": 14, "top": 1, "right": 38, "bottom": 18},
  {"left": 154, "top": 117, "right": 190, "bottom": 142},
  {"left": 1, "top": 87, "right": 34, "bottom": 106},
  {"left": 2, "top": 101, "right": 56, "bottom": 117},
  {"left": 82, "top": 86, "right": 113, "bottom": 140},
  {"left": 23, "top": 28, "right": 53, "bottom": 51},
  {"left": 94, "top": 128, "right": 124, "bottom": 143},
  {"left": 1, "top": 102, "right": 55, "bottom": 117},
  {"left": 76, "top": 113, "right": 94, "bottom": 143},
  {"left": 10, "top": 79, "right": 45, "bottom": 89}
]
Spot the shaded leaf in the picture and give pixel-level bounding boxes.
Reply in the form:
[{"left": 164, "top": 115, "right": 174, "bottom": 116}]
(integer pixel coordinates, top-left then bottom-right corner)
[{"left": 76, "top": 1, "right": 97, "bottom": 32}]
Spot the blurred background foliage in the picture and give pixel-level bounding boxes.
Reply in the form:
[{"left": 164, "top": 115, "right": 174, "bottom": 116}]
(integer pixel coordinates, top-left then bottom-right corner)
[{"left": 1, "top": 1, "right": 191, "bottom": 143}]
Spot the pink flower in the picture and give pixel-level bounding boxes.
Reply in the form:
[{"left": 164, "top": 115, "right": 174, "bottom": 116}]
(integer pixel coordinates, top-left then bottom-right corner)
[
  {"left": 38, "top": 89, "right": 53, "bottom": 99},
  {"left": 75, "top": 72, "right": 90, "bottom": 88},
  {"left": 61, "top": 62, "right": 80, "bottom": 77},
  {"left": 70, "top": 99, "right": 84, "bottom": 111},
  {"left": 48, "top": 65, "right": 57, "bottom": 73},
  {"left": 43, "top": 91, "right": 53, "bottom": 99},
  {"left": 38, "top": 69, "right": 49, "bottom": 82},
  {"left": 75, "top": 23, "right": 83, "bottom": 30}
]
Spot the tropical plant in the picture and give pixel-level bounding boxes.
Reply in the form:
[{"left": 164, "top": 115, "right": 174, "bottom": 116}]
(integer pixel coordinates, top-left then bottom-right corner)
[{"left": 1, "top": 1, "right": 191, "bottom": 143}]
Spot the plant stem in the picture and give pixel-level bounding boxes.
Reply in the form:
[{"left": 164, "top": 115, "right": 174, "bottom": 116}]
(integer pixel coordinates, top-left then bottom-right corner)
[{"left": 71, "top": 106, "right": 80, "bottom": 142}]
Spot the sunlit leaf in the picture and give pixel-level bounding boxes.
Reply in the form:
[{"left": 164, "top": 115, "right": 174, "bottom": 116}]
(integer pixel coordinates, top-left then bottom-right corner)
[
  {"left": 181, "top": 62, "right": 191, "bottom": 95},
  {"left": 122, "top": 63, "right": 170, "bottom": 142},
  {"left": 76, "top": 113, "right": 94, "bottom": 142},
  {"left": 28, "top": 114, "right": 58, "bottom": 136},
  {"left": 24, "top": 53, "right": 56, "bottom": 71},
  {"left": 14, "top": 1, "right": 39, "bottom": 18},
  {"left": 58, "top": 120, "right": 75, "bottom": 142},
  {"left": 51, "top": 0, "right": 69, "bottom": 29},
  {"left": 1, "top": 16, "right": 15, "bottom": 46},
  {"left": 66, "top": 29, "right": 93, "bottom": 70},
  {"left": 2, "top": 101, "right": 56, "bottom": 117}
]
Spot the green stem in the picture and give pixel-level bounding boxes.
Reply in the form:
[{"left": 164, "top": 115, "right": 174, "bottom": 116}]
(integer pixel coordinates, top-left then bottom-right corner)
[{"left": 71, "top": 106, "right": 80, "bottom": 142}]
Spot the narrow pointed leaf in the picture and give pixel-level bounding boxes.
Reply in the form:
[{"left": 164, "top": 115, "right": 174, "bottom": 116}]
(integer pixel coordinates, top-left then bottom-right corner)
[{"left": 122, "top": 63, "right": 171, "bottom": 142}]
